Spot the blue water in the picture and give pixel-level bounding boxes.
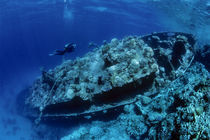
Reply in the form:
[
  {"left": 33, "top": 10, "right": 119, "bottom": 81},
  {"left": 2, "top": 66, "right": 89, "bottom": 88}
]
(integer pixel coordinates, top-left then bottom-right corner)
[{"left": 0, "top": 0, "right": 209, "bottom": 139}]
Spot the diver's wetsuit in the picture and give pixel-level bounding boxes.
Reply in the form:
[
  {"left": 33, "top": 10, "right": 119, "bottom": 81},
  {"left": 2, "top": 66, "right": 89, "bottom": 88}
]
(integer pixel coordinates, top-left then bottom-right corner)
[{"left": 49, "top": 43, "right": 76, "bottom": 56}]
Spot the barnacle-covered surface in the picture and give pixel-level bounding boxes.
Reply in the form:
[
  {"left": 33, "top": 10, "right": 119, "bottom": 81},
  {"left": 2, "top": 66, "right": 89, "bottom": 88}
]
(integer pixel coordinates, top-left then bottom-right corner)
[{"left": 25, "top": 32, "right": 195, "bottom": 119}]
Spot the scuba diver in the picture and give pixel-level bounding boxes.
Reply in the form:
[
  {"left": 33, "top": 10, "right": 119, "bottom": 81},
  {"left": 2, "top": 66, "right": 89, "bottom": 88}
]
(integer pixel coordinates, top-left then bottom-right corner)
[{"left": 49, "top": 43, "right": 76, "bottom": 56}]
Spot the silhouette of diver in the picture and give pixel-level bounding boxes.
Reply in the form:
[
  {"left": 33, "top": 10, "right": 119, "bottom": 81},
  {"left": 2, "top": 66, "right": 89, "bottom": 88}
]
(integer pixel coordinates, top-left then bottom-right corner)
[{"left": 49, "top": 43, "right": 76, "bottom": 56}]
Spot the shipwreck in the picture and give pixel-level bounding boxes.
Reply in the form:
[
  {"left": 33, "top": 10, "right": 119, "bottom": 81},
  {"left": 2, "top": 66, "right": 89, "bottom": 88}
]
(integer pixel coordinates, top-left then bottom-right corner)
[{"left": 25, "top": 32, "right": 196, "bottom": 121}]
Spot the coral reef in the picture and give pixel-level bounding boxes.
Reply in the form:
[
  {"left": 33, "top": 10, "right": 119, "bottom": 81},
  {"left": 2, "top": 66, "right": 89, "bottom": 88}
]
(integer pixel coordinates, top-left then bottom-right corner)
[
  {"left": 24, "top": 32, "right": 209, "bottom": 139},
  {"left": 25, "top": 32, "right": 194, "bottom": 114},
  {"left": 61, "top": 63, "right": 209, "bottom": 140}
]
